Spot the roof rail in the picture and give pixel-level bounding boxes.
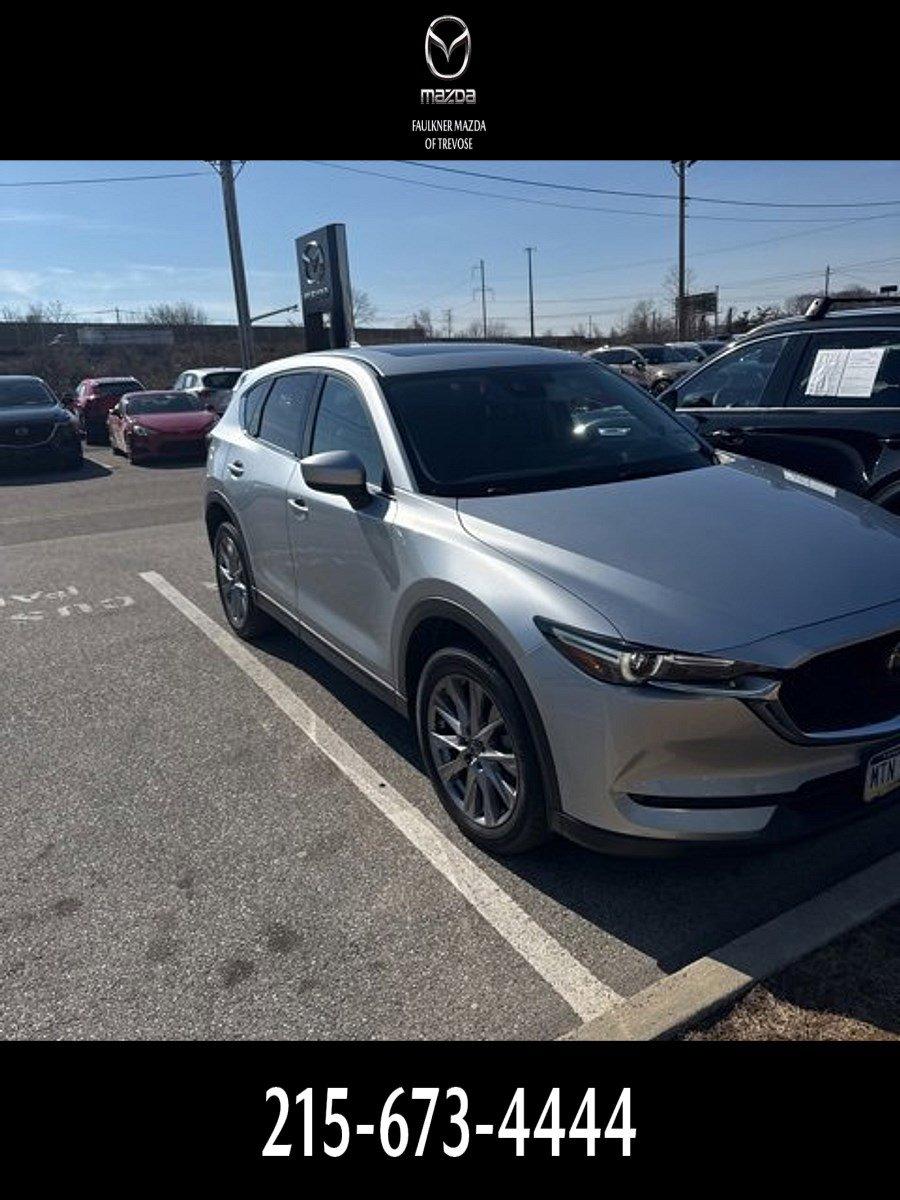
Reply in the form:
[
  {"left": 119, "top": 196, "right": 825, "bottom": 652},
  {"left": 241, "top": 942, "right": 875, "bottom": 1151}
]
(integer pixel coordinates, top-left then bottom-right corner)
[{"left": 804, "top": 294, "right": 900, "bottom": 320}]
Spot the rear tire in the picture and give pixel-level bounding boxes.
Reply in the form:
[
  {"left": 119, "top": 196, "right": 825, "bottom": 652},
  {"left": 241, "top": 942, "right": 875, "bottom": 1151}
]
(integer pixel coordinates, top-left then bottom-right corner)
[
  {"left": 213, "top": 521, "right": 273, "bottom": 640},
  {"left": 415, "top": 646, "right": 549, "bottom": 854}
]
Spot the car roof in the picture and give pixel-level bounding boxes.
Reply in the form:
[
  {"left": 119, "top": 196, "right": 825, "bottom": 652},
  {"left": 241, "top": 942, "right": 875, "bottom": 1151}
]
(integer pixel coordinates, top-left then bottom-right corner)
[
  {"left": 246, "top": 342, "right": 580, "bottom": 380},
  {"left": 738, "top": 305, "right": 900, "bottom": 342},
  {"left": 0, "top": 374, "right": 49, "bottom": 383},
  {"left": 85, "top": 376, "right": 141, "bottom": 384},
  {"left": 182, "top": 366, "right": 241, "bottom": 374}
]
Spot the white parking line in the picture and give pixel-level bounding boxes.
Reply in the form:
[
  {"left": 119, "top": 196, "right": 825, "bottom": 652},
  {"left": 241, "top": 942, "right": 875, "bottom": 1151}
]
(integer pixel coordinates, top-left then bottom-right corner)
[{"left": 140, "top": 570, "right": 622, "bottom": 1026}]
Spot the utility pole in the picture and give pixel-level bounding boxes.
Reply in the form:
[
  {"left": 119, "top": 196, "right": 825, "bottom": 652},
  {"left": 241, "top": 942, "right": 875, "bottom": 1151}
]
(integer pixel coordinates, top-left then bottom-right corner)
[
  {"left": 824, "top": 264, "right": 831, "bottom": 297},
  {"left": 525, "top": 246, "right": 536, "bottom": 341},
  {"left": 714, "top": 284, "right": 720, "bottom": 337},
  {"left": 209, "top": 160, "right": 254, "bottom": 368},
  {"left": 670, "top": 160, "right": 697, "bottom": 340},
  {"left": 479, "top": 259, "right": 488, "bottom": 339}
]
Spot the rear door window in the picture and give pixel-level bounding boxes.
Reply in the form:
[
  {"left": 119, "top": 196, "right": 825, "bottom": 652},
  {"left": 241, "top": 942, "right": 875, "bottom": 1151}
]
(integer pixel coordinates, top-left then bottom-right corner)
[
  {"left": 785, "top": 329, "right": 900, "bottom": 408},
  {"left": 241, "top": 380, "right": 271, "bottom": 436},
  {"left": 256, "top": 372, "right": 319, "bottom": 454},
  {"left": 676, "top": 336, "right": 790, "bottom": 408}
]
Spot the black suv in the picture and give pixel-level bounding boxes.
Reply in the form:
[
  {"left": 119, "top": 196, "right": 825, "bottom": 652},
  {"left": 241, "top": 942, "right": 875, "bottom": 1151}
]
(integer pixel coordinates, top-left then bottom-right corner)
[{"left": 660, "top": 298, "right": 900, "bottom": 513}]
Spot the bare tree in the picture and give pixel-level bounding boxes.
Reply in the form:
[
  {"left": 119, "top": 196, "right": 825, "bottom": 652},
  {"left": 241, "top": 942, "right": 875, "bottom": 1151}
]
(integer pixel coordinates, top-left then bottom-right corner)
[
  {"left": 352, "top": 290, "right": 377, "bottom": 325},
  {"left": 1, "top": 300, "right": 74, "bottom": 324},
  {"left": 143, "top": 301, "right": 208, "bottom": 325},
  {"left": 410, "top": 308, "right": 434, "bottom": 337},
  {"left": 460, "top": 318, "right": 510, "bottom": 339}
]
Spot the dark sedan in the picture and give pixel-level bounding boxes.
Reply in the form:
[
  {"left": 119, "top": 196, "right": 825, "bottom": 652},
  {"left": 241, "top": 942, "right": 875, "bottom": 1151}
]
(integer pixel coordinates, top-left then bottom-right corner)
[
  {"left": 0, "top": 375, "right": 83, "bottom": 472},
  {"left": 107, "top": 390, "right": 219, "bottom": 463}
]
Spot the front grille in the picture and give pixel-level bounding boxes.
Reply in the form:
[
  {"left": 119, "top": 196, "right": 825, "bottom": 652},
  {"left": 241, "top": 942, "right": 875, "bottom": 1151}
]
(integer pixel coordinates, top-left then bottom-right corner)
[
  {"left": 779, "top": 631, "right": 900, "bottom": 733},
  {"left": 0, "top": 423, "right": 54, "bottom": 448}
]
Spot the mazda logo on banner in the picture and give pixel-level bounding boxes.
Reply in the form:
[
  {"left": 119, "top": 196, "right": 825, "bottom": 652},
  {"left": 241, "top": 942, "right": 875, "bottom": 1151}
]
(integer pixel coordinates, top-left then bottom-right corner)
[
  {"left": 301, "top": 241, "right": 326, "bottom": 286},
  {"left": 425, "top": 16, "right": 471, "bottom": 80},
  {"left": 295, "top": 223, "right": 354, "bottom": 352}
]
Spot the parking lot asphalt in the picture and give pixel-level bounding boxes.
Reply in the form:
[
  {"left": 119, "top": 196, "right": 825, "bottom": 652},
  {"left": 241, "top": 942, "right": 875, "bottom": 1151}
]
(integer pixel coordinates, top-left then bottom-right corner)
[{"left": 3, "top": 445, "right": 900, "bottom": 1040}]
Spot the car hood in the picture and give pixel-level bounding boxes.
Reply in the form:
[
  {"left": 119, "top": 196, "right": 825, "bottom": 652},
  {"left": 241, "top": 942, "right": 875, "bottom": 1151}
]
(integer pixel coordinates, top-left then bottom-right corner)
[
  {"left": 649, "top": 360, "right": 696, "bottom": 378},
  {"left": 456, "top": 456, "right": 900, "bottom": 655},
  {"left": 0, "top": 404, "right": 64, "bottom": 427},
  {"left": 128, "top": 411, "right": 216, "bottom": 433}
]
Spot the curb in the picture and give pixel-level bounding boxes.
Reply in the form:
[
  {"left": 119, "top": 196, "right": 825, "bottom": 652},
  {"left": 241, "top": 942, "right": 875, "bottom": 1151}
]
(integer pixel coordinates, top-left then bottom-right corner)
[{"left": 563, "top": 848, "right": 900, "bottom": 1041}]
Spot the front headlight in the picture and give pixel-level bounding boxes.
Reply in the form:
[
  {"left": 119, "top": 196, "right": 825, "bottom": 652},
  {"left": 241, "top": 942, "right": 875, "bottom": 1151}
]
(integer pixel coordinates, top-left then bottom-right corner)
[
  {"left": 535, "top": 618, "right": 766, "bottom": 691},
  {"left": 131, "top": 424, "right": 150, "bottom": 437}
]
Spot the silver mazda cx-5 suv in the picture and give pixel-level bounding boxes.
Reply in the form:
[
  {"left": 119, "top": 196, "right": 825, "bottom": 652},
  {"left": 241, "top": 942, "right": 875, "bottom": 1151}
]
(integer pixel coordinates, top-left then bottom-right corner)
[{"left": 205, "top": 343, "right": 900, "bottom": 854}]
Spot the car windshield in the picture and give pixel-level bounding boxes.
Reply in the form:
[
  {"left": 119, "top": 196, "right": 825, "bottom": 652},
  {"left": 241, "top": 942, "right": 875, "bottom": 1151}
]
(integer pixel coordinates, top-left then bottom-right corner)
[
  {"left": 635, "top": 345, "right": 689, "bottom": 364},
  {"left": 128, "top": 394, "right": 203, "bottom": 415},
  {"left": 202, "top": 370, "right": 241, "bottom": 390},
  {"left": 381, "top": 361, "right": 712, "bottom": 497},
  {"left": 673, "top": 344, "right": 705, "bottom": 362},
  {"left": 0, "top": 378, "right": 55, "bottom": 408}
]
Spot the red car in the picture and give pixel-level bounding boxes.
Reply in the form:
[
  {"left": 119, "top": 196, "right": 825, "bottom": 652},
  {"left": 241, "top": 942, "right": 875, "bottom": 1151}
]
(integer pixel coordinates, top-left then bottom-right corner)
[
  {"left": 107, "top": 390, "right": 219, "bottom": 463},
  {"left": 73, "top": 376, "right": 144, "bottom": 443}
]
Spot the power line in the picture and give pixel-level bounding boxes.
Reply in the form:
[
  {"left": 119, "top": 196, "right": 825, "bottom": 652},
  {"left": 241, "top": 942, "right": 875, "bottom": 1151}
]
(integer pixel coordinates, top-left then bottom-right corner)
[
  {"left": 302, "top": 161, "right": 861, "bottom": 224},
  {"left": 0, "top": 170, "right": 210, "bottom": 188},
  {"left": 397, "top": 161, "right": 900, "bottom": 210}
]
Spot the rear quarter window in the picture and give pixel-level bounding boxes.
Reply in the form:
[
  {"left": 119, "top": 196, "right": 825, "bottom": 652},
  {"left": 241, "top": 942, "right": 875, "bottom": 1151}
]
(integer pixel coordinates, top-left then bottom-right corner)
[
  {"left": 786, "top": 329, "right": 900, "bottom": 407},
  {"left": 241, "top": 379, "right": 271, "bottom": 436}
]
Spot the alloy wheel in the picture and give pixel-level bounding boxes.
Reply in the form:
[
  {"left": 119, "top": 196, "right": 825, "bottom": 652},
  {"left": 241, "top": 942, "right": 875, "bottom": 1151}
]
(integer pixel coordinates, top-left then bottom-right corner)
[
  {"left": 426, "top": 672, "right": 520, "bottom": 828},
  {"left": 216, "top": 533, "right": 249, "bottom": 627}
]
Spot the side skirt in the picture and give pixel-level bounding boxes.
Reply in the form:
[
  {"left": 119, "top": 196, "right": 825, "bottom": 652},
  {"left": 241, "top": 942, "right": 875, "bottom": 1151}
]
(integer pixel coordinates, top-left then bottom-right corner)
[{"left": 253, "top": 589, "right": 408, "bottom": 717}]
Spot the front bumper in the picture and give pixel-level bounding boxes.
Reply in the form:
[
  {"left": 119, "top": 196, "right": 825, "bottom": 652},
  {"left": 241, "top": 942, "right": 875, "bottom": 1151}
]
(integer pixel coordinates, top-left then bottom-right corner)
[
  {"left": 524, "top": 640, "right": 897, "bottom": 847},
  {"left": 132, "top": 433, "right": 208, "bottom": 458},
  {"left": 0, "top": 429, "right": 80, "bottom": 468}
]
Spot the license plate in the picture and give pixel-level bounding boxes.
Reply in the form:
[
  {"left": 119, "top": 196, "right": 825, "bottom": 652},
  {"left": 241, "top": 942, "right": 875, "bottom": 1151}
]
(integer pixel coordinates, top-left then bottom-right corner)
[{"left": 864, "top": 744, "right": 900, "bottom": 803}]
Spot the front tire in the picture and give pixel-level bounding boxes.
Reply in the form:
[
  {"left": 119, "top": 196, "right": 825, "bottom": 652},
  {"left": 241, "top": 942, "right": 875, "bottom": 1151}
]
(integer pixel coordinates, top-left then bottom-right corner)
[
  {"left": 415, "top": 646, "right": 549, "bottom": 854},
  {"left": 213, "top": 521, "right": 273, "bottom": 640}
]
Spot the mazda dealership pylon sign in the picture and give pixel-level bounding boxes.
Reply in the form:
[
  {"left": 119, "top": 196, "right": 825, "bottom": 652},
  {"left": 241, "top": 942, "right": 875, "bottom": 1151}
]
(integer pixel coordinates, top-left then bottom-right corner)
[{"left": 296, "top": 223, "right": 354, "bottom": 352}]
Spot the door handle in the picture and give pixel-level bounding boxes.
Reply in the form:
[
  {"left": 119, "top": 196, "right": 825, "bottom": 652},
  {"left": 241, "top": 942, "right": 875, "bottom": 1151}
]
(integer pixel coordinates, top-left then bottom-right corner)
[
  {"left": 227, "top": 460, "right": 244, "bottom": 477},
  {"left": 287, "top": 496, "right": 308, "bottom": 516}
]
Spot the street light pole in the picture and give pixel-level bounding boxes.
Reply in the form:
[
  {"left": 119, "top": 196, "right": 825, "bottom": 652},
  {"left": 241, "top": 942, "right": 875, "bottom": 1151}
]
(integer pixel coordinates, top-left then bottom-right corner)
[
  {"left": 671, "top": 160, "right": 697, "bottom": 340},
  {"left": 525, "top": 246, "right": 536, "bottom": 341},
  {"left": 209, "top": 160, "right": 254, "bottom": 368},
  {"left": 480, "top": 259, "right": 488, "bottom": 339}
]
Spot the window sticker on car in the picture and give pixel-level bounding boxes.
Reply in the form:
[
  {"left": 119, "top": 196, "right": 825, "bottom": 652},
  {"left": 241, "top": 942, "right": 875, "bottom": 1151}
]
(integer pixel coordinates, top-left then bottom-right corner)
[{"left": 806, "top": 347, "right": 886, "bottom": 398}]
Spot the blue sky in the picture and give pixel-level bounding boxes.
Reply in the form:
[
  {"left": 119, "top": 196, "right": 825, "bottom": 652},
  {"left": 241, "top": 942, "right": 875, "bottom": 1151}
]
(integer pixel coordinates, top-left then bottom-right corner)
[{"left": 2, "top": 160, "right": 899, "bottom": 336}]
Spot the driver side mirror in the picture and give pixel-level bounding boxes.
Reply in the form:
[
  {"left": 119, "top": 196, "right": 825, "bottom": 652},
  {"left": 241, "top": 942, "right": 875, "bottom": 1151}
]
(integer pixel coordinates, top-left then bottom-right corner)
[
  {"left": 658, "top": 387, "right": 678, "bottom": 409},
  {"left": 300, "top": 450, "right": 370, "bottom": 507}
]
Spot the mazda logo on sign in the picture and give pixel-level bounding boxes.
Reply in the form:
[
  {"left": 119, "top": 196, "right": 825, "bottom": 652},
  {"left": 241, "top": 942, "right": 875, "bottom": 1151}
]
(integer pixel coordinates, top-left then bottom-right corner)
[
  {"left": 301, "top": 240, "right": 326, "bottom": 286},
  {"left": 425, "top": 15, "right": 471, "bottom": 80}
]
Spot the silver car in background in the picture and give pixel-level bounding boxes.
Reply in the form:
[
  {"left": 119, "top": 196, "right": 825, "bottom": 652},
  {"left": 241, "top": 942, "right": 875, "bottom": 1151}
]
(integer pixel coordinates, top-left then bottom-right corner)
[
  {"left": 173, "top": 366, "right": 243, "bottom": 415},
  {"left": 205, "top": 343, "right": 900, "bottom": 855},
  {"left": 583, "top": 345, "right": 647, "bottom": 387}
]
